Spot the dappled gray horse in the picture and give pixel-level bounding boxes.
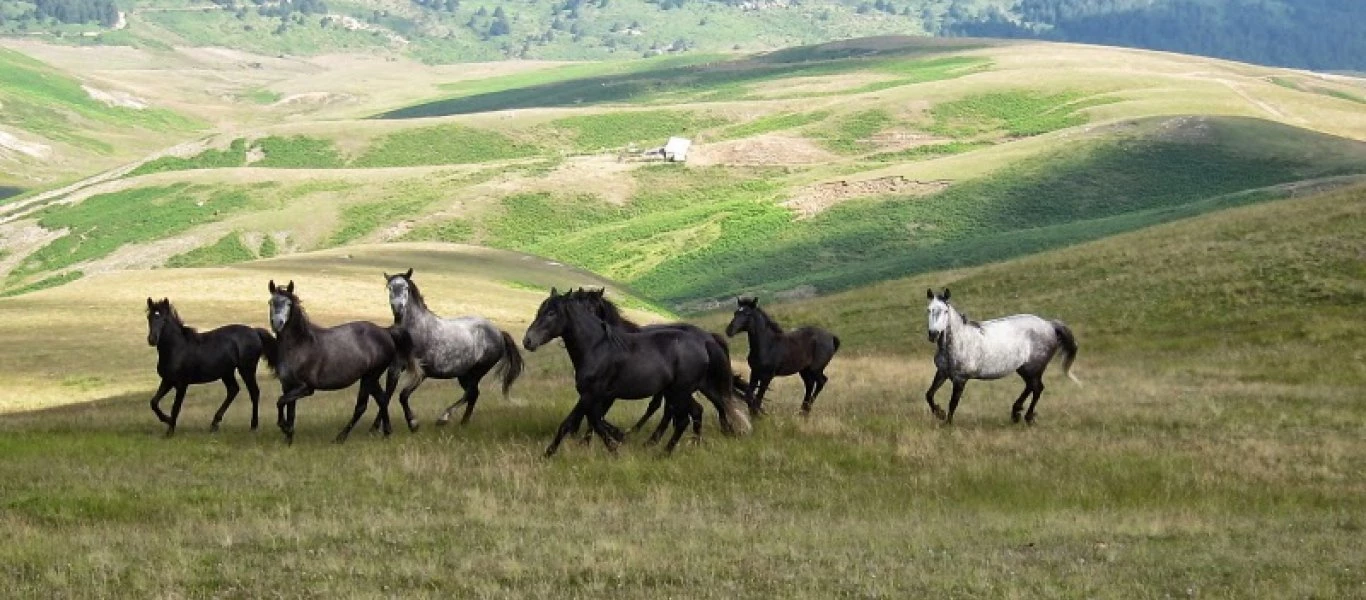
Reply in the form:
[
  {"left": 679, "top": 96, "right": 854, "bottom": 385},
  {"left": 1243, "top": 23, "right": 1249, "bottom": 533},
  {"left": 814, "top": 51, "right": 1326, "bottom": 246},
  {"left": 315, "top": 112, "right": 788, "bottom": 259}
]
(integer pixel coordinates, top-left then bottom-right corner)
[
  {"left": 374, "top": 269, "right": 524, "bottom": 432},
  {"left": 924, "top": 288, "right": 1080, "bottom": 425}
]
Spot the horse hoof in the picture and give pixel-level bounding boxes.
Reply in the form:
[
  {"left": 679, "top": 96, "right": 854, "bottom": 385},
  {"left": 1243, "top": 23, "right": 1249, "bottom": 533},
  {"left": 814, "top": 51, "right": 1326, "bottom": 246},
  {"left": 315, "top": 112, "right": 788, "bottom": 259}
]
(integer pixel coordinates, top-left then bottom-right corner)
[
  {"left": 408, "top": 419, "right": 420, "bottom": 432},
  {"left": 1011, "top": 413, "right": 1022, "bottom": 424},
  {"left": 1025, "top": 414, "right": 1037, "bottom": 425},
  {"left": 436, "top": 417, "right": 450, "bottom": 427},
  {"left": 163, "top": 429, "right": 176, "bottom": 438}
]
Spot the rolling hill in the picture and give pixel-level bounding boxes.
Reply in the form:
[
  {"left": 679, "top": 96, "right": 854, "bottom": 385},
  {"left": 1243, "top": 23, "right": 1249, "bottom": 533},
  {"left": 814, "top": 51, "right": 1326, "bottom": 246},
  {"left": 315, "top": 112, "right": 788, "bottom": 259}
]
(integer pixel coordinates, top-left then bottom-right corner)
[
  {"left": 4, "top": 0, "right": 1366, "bottom": 71},
  {"left": 2, "top": 36, "right": 1365, "bottom": 312}
]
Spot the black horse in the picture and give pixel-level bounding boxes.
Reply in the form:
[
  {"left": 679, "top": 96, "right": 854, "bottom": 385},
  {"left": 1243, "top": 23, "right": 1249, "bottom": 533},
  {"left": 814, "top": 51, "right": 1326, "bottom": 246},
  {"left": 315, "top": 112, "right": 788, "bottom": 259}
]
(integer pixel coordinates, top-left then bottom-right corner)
[
  {"left": 144, "top": 298, "right": 278, "bottom": 436},
  {"left": 725, "top": 296, "right": 840, "bottom": 415},
  {"left": 567, "top": 288, "right": 746, "bottom": 441},
  {"left": 267, "top": 280, "right": 410, "bottom": 444},
  {"left": 522, "top": 288, "right": 750, "bottom": 456}
]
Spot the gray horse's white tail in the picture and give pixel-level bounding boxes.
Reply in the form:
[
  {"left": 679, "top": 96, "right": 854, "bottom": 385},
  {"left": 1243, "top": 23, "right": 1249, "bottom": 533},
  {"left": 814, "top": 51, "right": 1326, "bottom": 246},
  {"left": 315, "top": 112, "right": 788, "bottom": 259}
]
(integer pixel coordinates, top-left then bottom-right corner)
[{"left": 1052, "top": 321, "right": 1082, "bottom": 386}]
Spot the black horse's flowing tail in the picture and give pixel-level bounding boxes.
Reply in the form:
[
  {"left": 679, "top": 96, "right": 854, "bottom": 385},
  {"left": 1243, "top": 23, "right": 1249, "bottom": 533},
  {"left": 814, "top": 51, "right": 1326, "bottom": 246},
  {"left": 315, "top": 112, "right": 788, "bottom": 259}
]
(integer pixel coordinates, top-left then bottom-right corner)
[
  {"left": 496, "top": 330, "right": 524, "bottom": 396},
  {"left": 389, "top": 326, "right": 421, "bottom": 383},
  {"left": 255, "top": 328, "right": 279, "bottom": 374},
  {"left": 1052, "top": 321, "right": 1082, "bottom": 385},
  {"left": 705, "top": 339, "right": 752, "bottom": 436}
]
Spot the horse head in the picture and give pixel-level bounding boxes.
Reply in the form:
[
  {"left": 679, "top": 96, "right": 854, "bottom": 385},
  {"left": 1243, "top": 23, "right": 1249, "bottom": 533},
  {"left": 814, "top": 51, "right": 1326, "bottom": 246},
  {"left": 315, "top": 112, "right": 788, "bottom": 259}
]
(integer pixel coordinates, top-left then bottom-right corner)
[
  {"left": 926, "top": 288, "right": 952, "bottom": 343},
  {"left": 725, "top": 296, "right": 760, "bottom": 337},
  {"left": 267, "top": 279, "right": 298, "bottom": 334}
]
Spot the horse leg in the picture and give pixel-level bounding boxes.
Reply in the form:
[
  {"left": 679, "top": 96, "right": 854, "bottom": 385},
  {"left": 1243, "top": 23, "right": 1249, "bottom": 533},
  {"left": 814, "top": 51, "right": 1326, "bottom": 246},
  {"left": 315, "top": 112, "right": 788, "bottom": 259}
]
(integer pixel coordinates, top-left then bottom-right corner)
[
  {"left": 811, "top": 372, "right": 829, "bottom": 402},
  {"left": 1010, "top": 372, "right": 1032, "bottom": 424},
  {"left": 456, "top": 373, "right": 483, "bottom": 425},
  {"left": 1024, "top": 376, "right": 1045, "bottom": 424},
  {"left": 688, "top": 397, "right": 703, "bottom": 443},
  {"left": 370, "top": 376, "right": 394, "bottom": 436},
  {"left": 583, "top": 397, "right": 621, "bottom": 454},
  {"left": 148, "top": 379, "right": 173, "bottom": 425},
  {"left": 741, "top": 376, "right": 761, "bottom": 415},
  {"left": 798, "top": 371, "right": 817, "bottom": 415},
  {"left": 546, "top": 397, "right": 591, "bottom": 457},
  {"left": 165, "top": 384, "right": 189, "bottom": 437},
  {"left": 277, "top": 385, "right": 313, "bottom": 445},
  {"left": 662, "top": 393, "right": 692, "bottom": 453},
  {"left": 334, "top": 383, "right": 371, "bottom": 443},
  {"left": 945, "top": 379, "right": 967, "bottom": 425},
  {"left": 384, "top": 375, "right": 423, "bottom": 433},
  {"left": 631, "top": 394, "right": 665, "bottom": 434},
  {"left": 211, "top": 375, "right": 241, "bottom": 433},
  {"left": 240, "top": 365, "right": 261, "bottom": 431},
  {"left": 925, "top": 370, "right": 948, "bottom": 421},
  {"left": 751, "top": 375, "right": 774, "bottom": 416},
  {"left": 372, "top": 365, "right": 402, "bottom": 433}
]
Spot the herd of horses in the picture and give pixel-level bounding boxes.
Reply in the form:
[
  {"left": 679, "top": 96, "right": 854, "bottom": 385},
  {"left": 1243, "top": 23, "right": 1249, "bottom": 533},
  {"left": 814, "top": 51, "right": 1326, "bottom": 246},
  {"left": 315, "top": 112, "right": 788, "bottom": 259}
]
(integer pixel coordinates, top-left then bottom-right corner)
[{"left": 144, "top": 270, "right": 1080, "bottom": 456}]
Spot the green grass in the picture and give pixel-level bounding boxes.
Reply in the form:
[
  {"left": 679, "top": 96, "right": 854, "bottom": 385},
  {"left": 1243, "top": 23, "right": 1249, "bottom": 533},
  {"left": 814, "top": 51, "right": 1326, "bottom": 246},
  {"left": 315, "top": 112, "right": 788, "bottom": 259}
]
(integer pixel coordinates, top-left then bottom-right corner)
[
  {"left": 0, "top": 47, "right": 198, "bottom": 150},
  {"left": 811, "top": 109, "right": 893, "bottom": 154},
  {"left": 1314, "top": 87, "right": 1366, "bottom": 105},
  {"left": 252, "top": 136, "right": 346, "bottom": 169},
  {"left": 718, "top": 111, "right": 832, "bottom": 141},
  {"left": 400, "top": 218, "right": 476, "bottom": 244},
  {"left": 866, "top": 140, "right": 991, "bottom": 162},
  {"left": 128, "top": 139, "right": 248, "bottom": 177},
  {"left": 165, "top": 232, "right": 256, "bottom": 268},
  {"left": 0, "top": 185, "right": 1362, "bottom": 597},
  {"left": 258, "top": 235, "right": 280, "bottom": 259},
  {"left": 927, "top": 90, "right": 1120, "bottom": 138},
  {"left": 12, "top": 184, "right": 264, "bottom": 278},
  {"left": 351, "top": 124, "right": 541, "bottom": 168},
  {"left": 0, "top": 270, "right": 82, "bottom": 297},
  {"left": 242, "top": 88, "right": 282, "bottom": 105},
  {"left": 549, "top": 110, "right": 728, "bottom": 152}
]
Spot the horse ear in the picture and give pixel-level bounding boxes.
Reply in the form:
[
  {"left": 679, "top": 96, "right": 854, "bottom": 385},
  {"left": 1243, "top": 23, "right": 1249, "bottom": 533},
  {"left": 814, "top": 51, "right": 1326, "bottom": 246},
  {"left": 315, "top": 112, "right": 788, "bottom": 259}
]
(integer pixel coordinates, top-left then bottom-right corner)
[
  {"left": 383, "top": 272, "right": 390, "bottom": 280},
  {"left": 926, "top": 288, "right": 934, "bottom": 300},
  {"left": 404, "top": 268, "right": 413, "bottom": 279},
  {"left": 147, "top": 297, "right": 154, "bottom": 308},
  {"left": 942, "top": 288, "right": 951, "bottom": 301},
  {"left": 286, "top": 280, "right": 295, "bottom": 294},
  {"left": 550, "top": 286, "right": 559, "bottom": 296},
  {"left": 268, "top": 280, "right": 276, "bottom": 294}
]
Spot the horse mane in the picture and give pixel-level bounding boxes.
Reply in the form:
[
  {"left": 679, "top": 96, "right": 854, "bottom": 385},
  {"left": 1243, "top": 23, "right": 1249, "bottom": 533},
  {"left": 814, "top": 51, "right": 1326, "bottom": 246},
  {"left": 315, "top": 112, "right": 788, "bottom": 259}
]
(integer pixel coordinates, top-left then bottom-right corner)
[
  {"left": 149, "top": 300, "right": 199, "bottom": 338},
  {"left": 754, "top": 306, "right": 784, "bottom": 335},
  {"left": 276, "top": 290, "right": 313, "bottom": 336},
  {"left": 567, "top": 288, "right": 642, "bottom": 331},
  {"left": 403, "top": 276, "right": 429, "bottom": 310},
  {"left": 564, "top": 293, "right": 627, "bottom": 350}
]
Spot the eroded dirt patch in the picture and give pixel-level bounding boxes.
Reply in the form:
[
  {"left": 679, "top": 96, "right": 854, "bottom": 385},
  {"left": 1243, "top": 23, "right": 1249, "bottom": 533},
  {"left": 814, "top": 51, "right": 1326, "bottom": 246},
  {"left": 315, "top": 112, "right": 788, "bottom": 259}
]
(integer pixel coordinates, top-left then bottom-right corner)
[
  {"left": 785, "top": 176, "right": 951, "bottom": 218},
  {"left": 689, "top": 134, "right": 838, "bottom": 167}
]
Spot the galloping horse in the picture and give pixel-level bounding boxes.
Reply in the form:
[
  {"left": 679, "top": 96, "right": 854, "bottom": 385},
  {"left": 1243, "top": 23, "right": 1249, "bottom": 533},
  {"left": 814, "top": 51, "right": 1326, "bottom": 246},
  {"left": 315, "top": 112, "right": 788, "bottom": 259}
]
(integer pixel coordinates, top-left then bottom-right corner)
[
  {"left": 267, "top": 280, "right": 408, "bottom": 444},
  {"left": 725, "top": 296, "right": 840, "bottom": 415},
  {"left": 567, "top": 287, "right": 746, "bottom": 442},
  {"left": 144, "top": 298, "right": 278, "bottom": 436},
  {"left": 924, "top": 288, "right": 1080, "bottom": 424},
  {"left": 522, "top": 288, "right": 750, "bottom": 456},
  {"left": 373, "top": 269, "right": 524, "bottom": 432}
]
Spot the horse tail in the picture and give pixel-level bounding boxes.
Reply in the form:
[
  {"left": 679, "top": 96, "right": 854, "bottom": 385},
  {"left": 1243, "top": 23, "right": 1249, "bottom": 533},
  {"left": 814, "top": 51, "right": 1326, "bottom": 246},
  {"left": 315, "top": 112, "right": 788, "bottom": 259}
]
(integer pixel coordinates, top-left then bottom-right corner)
[
  {"left": 255, "top": 328, "right": 279, "bottom": 374},
  {"left": 389, "top": 326, "right": 421, "bottom": 382},
  {"left": 709, "top": 332, "right": 731, "bottom": 357},
  {"left": 832, "top": 334, "right": 842, "bottom": 354},
  {"left": 1052, "top": 321, "right": 1081, "bottom": 386},
  {"left": 705, "top": 339, "right": 752, "bottom": 436},
  {"left": 496, "top": 330, "right": 524, "bottom": 397}
]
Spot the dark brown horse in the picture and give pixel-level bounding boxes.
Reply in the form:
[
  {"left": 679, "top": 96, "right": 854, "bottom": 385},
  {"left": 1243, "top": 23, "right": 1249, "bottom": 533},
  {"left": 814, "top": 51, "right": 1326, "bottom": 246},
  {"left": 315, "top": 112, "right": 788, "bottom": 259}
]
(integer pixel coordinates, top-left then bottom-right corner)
[
  {"left": 144, "top": 298, "right": 278, "bottom": 436},
  {"left": 267, "top": 280, "right": 410, "bottom": 444},
  {"left": 725, "top": 296, "right": 840, "bottom": 415}
]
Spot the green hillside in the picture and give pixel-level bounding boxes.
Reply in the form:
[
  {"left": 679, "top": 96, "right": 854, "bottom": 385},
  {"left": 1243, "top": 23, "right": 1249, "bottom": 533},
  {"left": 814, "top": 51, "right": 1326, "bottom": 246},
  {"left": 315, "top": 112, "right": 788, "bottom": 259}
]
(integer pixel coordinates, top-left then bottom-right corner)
[{"left": 4, "top": 37, "right": 1366, "bottom": 309}]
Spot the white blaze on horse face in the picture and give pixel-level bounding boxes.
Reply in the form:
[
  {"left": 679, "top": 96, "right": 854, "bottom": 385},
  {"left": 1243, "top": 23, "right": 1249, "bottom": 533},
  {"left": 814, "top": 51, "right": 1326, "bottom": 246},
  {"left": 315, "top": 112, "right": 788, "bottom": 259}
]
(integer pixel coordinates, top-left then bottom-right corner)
[
  {"left": 388, "top": 278, "right": 410, "bottom": 317},
  {"left": 927, "top": 297, "right": 950, "bottom": 342},
  {"left": 269, "top": 296, "right": 291, "bottom": 333}
]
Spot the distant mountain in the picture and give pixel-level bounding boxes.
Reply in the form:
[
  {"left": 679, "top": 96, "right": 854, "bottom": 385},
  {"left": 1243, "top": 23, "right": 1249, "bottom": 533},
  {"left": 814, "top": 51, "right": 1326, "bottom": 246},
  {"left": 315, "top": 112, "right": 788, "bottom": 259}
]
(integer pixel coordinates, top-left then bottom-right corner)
[{"left": 1, "top": 0, "right": 1364, "bottom": 70}]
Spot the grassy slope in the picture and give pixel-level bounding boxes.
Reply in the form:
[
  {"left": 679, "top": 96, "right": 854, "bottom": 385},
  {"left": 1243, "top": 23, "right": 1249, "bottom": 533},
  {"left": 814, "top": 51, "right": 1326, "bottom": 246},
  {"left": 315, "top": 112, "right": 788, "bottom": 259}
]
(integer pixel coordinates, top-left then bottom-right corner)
[
  {"left": 0, "top": 186, "right": 1361, "bottom": 597},
  {"left": 0, "top": 46, "right": 201, "bottom": 188}
]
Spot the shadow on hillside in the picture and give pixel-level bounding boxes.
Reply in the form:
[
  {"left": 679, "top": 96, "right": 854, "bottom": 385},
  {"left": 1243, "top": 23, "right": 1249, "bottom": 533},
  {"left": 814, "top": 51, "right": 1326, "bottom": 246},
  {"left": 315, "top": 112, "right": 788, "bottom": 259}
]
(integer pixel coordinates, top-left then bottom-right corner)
[{"left": 377, "top": 37, "right": 989, "bottom": 119}]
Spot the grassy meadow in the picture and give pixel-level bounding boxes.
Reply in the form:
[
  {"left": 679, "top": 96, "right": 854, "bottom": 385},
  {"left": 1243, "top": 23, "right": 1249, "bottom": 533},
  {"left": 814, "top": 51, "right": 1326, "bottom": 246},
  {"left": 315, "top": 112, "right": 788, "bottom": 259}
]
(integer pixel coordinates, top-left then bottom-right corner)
[{"left": 0, "top": 185, "right": 1363, "bottom": 597}]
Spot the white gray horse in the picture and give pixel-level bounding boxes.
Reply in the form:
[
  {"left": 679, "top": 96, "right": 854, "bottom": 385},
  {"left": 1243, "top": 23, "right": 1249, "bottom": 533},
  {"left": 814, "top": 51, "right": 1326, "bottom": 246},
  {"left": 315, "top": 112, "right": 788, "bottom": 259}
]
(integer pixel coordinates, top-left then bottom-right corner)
[
  {"left": 373, "top": 269, "right": 524, "bottom": 432},
  {"left": 924, "top": 288, "right": 1080, "bottom": 424}
]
